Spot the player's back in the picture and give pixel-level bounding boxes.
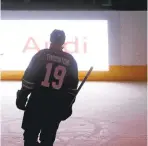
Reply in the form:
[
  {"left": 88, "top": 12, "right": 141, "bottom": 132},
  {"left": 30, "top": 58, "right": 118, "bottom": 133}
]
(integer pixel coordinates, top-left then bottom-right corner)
[
  {"left": 25, "top": 48, "right": 78, "bottom": 108},
  {"left": 37, "top": 48, "right": 78, "bottom": 89}
]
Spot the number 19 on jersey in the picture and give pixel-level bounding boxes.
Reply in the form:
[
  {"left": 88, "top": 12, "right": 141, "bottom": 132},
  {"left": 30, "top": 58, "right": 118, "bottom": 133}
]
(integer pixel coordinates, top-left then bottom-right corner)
[{"left": 41, "top": 63, "right": 67, "bottom": 90}]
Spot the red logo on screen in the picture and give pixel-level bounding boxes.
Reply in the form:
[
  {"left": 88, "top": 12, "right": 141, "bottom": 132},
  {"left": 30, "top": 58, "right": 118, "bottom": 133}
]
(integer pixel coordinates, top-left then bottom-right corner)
[{"left": 23, "top": 37, "right": 87, "bottom": 54}]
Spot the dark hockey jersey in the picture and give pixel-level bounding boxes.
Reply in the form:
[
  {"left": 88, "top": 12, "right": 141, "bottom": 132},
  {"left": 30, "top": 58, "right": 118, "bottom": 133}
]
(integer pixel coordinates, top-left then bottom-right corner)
[
  {"left": 20, "top": 48, "right": 78, "bottom": 117},
  {"left": 22, "top": 48, "right": 78, "bottom": 91}
]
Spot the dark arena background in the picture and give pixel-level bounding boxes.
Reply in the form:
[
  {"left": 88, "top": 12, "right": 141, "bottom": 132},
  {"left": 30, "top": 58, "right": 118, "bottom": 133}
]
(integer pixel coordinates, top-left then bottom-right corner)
[{"left": 0, "top": 0, "right": 147, "bottom": 146}]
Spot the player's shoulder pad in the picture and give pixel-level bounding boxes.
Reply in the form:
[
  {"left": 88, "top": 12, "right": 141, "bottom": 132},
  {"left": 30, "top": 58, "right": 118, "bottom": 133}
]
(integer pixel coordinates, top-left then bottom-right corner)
[
  {"left": 70, "top": 54, "right": 77, "bottom": 66},
  {"left": 64, "top": 52, "right": 77, "bottom": 65},
  {"left": 37, "top": 48, "right": 49, "bottom": 55},
  {"left": 33, "top": 48, "right": 48, "bottom": 58}
]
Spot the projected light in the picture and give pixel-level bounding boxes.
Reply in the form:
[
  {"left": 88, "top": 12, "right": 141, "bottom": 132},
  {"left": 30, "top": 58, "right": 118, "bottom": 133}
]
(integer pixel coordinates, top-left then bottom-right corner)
[{"left": 0, "top": 20, "right": 109, "bottom": 71}]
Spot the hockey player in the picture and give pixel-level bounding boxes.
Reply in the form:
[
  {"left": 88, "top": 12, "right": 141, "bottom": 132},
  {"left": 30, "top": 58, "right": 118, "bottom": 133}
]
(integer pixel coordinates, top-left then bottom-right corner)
[{"left": 16, "top": 29, "right": 79, "bottom": 146}]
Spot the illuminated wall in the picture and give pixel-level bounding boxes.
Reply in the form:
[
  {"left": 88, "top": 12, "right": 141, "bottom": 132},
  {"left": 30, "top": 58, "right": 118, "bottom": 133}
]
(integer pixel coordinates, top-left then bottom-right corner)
[
  {"left": 0, "top": 11, "right": 147, "bottom": 81},
  {"left": 0, "top": 20, "right": 108, "bottom": 71}
]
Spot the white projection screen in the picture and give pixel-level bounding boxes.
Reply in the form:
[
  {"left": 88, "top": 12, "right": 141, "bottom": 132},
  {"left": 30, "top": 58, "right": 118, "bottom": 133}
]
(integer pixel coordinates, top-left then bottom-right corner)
[{"left": 0, "top": 20, "right": 109, "bottom": 71}]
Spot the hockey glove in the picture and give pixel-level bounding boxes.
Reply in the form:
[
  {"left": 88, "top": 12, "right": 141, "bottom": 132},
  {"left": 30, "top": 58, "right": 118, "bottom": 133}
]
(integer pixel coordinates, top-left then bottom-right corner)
[
  {"left": 16, "top": 89, "right": 29, "bottom": 111},
  {"left": 61, "top": 89, "right": 78, "bottom": 121}
]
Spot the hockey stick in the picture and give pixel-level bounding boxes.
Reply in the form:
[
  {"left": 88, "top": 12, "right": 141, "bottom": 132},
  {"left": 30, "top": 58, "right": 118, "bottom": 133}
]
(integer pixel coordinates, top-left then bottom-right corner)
[
  {"left": 69, "top": 66, "right": 93, "bottom": 106},
  {"left": 76, "top": 66, "right": 93, "bottom": 95}
]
